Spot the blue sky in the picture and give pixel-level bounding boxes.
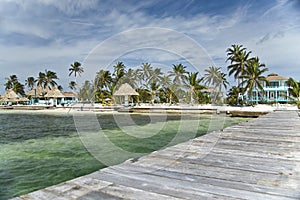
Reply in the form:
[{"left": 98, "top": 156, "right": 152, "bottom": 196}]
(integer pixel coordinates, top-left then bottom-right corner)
[{"left": 0, "top": 0, "right": 299, "bottom": 93}]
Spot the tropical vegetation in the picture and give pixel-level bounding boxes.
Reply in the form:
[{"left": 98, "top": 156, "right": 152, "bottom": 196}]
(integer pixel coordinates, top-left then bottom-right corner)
[
  {"left": 286, "top": 78, "right": 300, "bottom": 108},
  {"left": 2, "top": 44, "right": 298, "bottom": 106}
]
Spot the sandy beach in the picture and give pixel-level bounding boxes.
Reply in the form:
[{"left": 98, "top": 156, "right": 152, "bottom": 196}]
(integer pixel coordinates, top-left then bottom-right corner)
[{"left": 0, "top": 104, "right": 298, "bottom": 116}]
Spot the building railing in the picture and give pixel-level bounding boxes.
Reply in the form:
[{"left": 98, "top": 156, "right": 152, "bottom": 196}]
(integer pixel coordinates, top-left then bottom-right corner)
[{"left": 263, "top": 86, "right": 290, "bottom": 89}]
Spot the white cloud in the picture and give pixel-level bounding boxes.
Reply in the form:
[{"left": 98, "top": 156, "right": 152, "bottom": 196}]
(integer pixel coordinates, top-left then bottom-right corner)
[{"left": 0, "top": 0, "right": 300, "bottom": 94}]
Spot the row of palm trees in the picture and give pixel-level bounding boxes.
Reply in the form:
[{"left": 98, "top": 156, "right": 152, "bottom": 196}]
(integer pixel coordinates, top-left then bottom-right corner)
[
  {"left": 3, "top": 62, "right": 84, "bottom": 97},
  {"left": 3, "top": 44, "right": 299, "bottom": 106},
  {"left": 78, "top": 61, "right": 228, "bottom": 105},
  {"left": 226, "top": 44, "right": 270, "bottom": 104}
]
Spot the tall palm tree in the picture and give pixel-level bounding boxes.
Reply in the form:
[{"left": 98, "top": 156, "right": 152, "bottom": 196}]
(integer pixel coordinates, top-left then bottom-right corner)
[
  {"left": 219, "top": 72, "right": 229, "bottom": 90},
  {"left": 239, "top": 57, "right": 268, "bottom": 103},
  {"left": 204, "top": 66, "right": 228, "bottom": 89},
  {"left": 113, "top": 61, "right": 126, "bottom": 83},
  {"left": 226, "top": 86, "right": 240, "bottom": 105},
  {"left": 57, "top": 85, "right": 63, "bottom": 91},
  {"left": 78, "top": 80, "right": 93, "bottom": 102},
  {"left": 286, "top": 78, "right": 300, "bottom": 103},
  {"left": 25, "top": 77, "right": 36, "bottom": 90},
  {"left": 12, "top": 81, "right": 25, "bottom": 96},
  {"left": 149, "top": 82, "right": 160, "bottom": 105},
  {"left": 204, "top": 66, "right": 221, "bottom": 87},
  {"left": 186, "top": 72, "right": 203, "bottom": 104},
  {"left": 122, "top": 68, "right": 139, "bottom": 88},
  {"left": 148, "top": 67, "right": 163, "bottom": 85},
  {"left": 45, "top": 70, "right": 59, "bottom": 89},
  {"left": 140, "top": 63, "right": 152, "bottom": 81},
  {"left": 5, "top": 75, "right": 18, "bottom": 90},
  {"left": 69, "top": 81, "right": 77, "bottom": 91},
  {"left": 37, "top": 72, "right": 46, "bottom": 87},
  {"left": 4, "top": 75, "right": 25, "bottom": 96},
  {"left": 95, "top": 70, "right": 112, "bottom": 91},
  {"left": 168, "top": 64, "right": 188, "bottom": 85},
  {"left": 69, "top": 61, "right": 84, "bottom": 77},
  {"left": 37, "top": 70, "right": 58, "bottom": 89},
  {"left": 226, "top": 44, "right": 251, "bottom": 80}
]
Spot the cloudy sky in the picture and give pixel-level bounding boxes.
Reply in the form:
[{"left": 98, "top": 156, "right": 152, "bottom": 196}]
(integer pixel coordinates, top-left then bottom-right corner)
[{"left": 0, "top": 0, "right": 299, "bottom": 93}]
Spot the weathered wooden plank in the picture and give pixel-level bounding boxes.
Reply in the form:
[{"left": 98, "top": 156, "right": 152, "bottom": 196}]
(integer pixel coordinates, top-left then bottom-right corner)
[
  {"left": 93, "top": 168, "right": 296, "bottom": 200},
  {"left": 16, "top": 111, "right": 300, "bottom": 200},
  {"left": 108, "top": 164, "right": 300, "bottom": 199},
  {"left": 88, "top": 170, "right": 237, "bottom": 200}
]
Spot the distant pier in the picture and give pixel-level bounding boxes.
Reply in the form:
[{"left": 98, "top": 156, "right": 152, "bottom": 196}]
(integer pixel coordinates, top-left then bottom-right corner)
[{"left": 14, "top": 111, "right": 300, "bottom": 199}]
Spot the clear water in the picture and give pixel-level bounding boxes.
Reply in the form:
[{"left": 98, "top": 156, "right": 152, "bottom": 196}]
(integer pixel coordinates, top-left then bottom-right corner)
[{"left": 0, "top": 111, "right": 249, "bottom": 199}]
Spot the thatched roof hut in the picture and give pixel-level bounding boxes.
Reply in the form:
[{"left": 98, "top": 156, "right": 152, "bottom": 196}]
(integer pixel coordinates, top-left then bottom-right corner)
[
  {"left": 113, "top": 83, "right": 138, "bottom": 106},
  {"left": 26, "top": 86, "right": 50, "bottom": 98},
  {"left": 44, "top": 88, "right": 65, "bottom": 98},
  {"left": 1, "top": 89, "right": 19, "bottom": 102},
  {"left": 18, "top": 97, "right": 30, "bottom": 102},
  {"left": 113, "top": 83, "right": 139, "bottom": 96}
]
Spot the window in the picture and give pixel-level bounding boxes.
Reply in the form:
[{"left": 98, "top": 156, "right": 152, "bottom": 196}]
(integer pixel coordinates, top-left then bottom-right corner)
[{"left": 269, "top": 82, "right": 279, "bottom": 87}]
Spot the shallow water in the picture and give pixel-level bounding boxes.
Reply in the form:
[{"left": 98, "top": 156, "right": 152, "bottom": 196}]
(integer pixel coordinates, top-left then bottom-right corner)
[{"left": 0, "top": 112, "right": 249, "bottom": 199}]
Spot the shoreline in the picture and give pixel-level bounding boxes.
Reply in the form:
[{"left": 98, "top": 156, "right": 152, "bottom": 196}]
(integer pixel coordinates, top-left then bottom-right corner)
[{"left": 0, "top": 104, "right": 298, "bottom": 117}]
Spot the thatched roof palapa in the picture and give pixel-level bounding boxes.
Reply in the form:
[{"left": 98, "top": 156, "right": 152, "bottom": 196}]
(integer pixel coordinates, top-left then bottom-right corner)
[
  {"left": 113, "top": 83, "right": 139, "bottom": 96},
  {"left": 1, "top": 89, "right": 19, "bottom": 101},
  {"left": 44, "top": 88, "right": 65, "bottom": 98},
  {"left": 26, "top": 86, "right": 50, "bottom": 98},
  {"left": 18, "top": 97, "right": 30, "bottom": 102}
]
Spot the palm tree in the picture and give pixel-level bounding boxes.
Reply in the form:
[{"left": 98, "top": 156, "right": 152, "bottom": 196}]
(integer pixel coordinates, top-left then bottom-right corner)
[
  {"left": 113, "top": 61, "right": 126, "bottom": 83},
  {"left": 94, "top": 70, "right": 112, "bottom": 102},
  {"left": 95, "top": 70, "right": 112, "bottom": 90},
  {"left": 239, "top": 57, "right": 268, "bottom": 103},
  {"left": 286, "top": 78, "right": 300, "bottom": 105},
  {"left": 69, "top": 61, "right": 84, "bottom": 77},
  {"left": 219, "top": 72, "right": 229, "bottom": 90},
  {"left": 12, "top": 81, "right": 25, "bottom": 96},
  {"left": 37, "top": 72, "right": 46, "bottom": 87},
  {"left": 140, "top": 63, "right": 153, "bottom": 85},
  {"left": 69, "top": 81, "right": 77, "bottom": 91},
  {"left": 168, "top": 64, "right": 188, "bottom": 85},
  {"left": 226, "top": 44, "right": 251, "bottom": 80},
  {"left": 204, "top": 66, "right": 228, "bottom": 90},
  {"left": 204, "top": 66, "right": 221, "bottom": 87},
  {"left": 78, "top": 80, "right": 93, "bottom": 102},
  {"left": 25, "top": 77, "right": 36, "bottom": 90},
  {"left": 5, "top": 75, "right": 18, "bottom": 90},
  {"left": 148, "top": 67, "right": 163, "bottom": 85},
  {"left": 226, "top": 86, "right": 240, "bottom": 105},
  {"left": 149, "top": 82, "right": 160, "bottom": 105},
  {"left": 37, "top": 70, "right": 58, "bottom": 89},
  {"left": 122, "top": 68, "right": 140, "bottom": 88},
  {"left": 57, "top": 85, "right": 63, "bottom": 91},
  {"left": 45, "top": 70, "right": 59, "bottom": 89},
  {"left": 186, "top": 72, "right": 203, "bottom": 104}
]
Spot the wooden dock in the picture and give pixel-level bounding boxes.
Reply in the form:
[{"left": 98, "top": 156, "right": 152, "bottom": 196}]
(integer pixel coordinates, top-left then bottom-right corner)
[{"left": 14, "top": 111, "right": 300, "bottom": 199}]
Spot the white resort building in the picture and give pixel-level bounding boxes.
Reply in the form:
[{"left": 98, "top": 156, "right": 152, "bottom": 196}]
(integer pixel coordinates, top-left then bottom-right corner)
[{"left": 248, "top": 73, "right": 292, "bottom": 104}]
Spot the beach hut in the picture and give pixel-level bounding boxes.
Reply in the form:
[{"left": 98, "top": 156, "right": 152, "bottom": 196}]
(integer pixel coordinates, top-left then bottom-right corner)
[
  {"left": 1, "top": 89, "right": 19, "bottom": 104},
  {"left": 26, "top": 86, "right": 50, "bottom": 98},
  {"left": 44, "top": 88, "right": 65, "bottom": 106},
  {"left": 18, "top": 97, "right": 30, "bottom": 104},
  {"left": 26, "top": 86, "right": 50, "bottom": 104},
  {"left": 113, "top": 83, "right": 139, "bottom": 106}
]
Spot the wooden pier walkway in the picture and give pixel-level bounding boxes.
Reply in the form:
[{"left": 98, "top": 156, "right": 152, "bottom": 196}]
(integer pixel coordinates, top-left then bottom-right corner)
[{"left": 14, "top": 111, "right": 300, "bottom": 199}]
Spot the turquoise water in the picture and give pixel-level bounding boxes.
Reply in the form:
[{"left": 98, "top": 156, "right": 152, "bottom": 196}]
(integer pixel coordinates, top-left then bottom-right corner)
[{"left": 0, "top": 111, "right": 249, "bottom": 199}]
